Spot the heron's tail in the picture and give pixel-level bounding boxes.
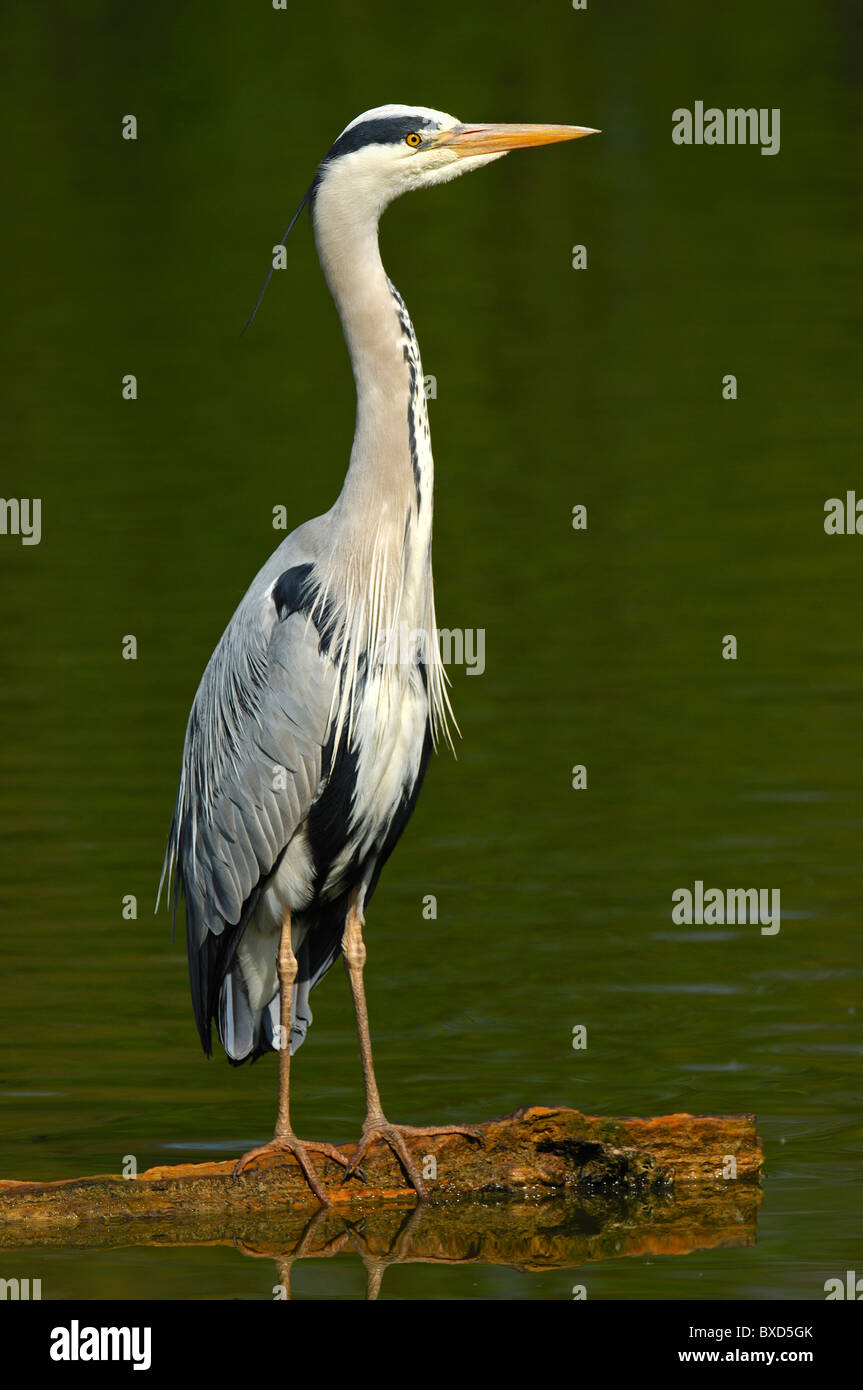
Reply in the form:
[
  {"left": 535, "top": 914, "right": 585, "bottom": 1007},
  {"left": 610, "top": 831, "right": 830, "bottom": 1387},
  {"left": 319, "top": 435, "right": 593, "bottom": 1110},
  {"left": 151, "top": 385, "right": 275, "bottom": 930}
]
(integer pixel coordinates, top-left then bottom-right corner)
[
  {"left": 218, "top": 965, "right": 312, "bottom": 1063},
  {"left": 216, "top": 906, "right": 346, "bottom": 1065}
]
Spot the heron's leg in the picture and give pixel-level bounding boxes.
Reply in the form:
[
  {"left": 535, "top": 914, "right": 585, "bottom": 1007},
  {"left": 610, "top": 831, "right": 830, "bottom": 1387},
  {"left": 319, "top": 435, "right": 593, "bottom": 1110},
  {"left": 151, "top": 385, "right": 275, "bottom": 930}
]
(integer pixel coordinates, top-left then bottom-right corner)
[
  {"left": 344, "top": 1203, "right": 425, "bottom": 1300},
  {"left": 341, "top": 891, "right": 482, "bottom": 1202},
  {"left": 234, "top": 907, "right": 350, "bottom": 1203},
  {"left": 234, "top": 1207, "right": 350, "bottom": 1300}
]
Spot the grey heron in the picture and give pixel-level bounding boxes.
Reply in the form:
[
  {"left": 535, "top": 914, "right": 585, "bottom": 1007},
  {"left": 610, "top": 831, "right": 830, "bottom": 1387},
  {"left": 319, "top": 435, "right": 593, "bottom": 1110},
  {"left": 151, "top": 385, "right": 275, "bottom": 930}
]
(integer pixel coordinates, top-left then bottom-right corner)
[{"left": 160, "top": 104, "right": 597, "bottom": 1204}]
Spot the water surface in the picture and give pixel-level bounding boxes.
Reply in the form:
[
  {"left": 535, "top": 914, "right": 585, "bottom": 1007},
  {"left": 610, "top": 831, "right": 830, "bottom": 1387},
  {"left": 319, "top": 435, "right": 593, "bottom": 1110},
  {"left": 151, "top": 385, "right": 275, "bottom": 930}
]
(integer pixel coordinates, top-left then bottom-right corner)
[{"left": 1, "top": 0, "right": 861, "bottom": 1298}]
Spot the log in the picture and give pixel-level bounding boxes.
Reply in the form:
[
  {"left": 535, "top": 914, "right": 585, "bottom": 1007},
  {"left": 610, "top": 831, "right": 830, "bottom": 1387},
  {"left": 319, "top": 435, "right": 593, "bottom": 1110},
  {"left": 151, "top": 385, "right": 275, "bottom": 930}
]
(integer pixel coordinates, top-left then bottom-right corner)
[{"left": 0, "top": 1106, "right": 761, "bottom": 1252}]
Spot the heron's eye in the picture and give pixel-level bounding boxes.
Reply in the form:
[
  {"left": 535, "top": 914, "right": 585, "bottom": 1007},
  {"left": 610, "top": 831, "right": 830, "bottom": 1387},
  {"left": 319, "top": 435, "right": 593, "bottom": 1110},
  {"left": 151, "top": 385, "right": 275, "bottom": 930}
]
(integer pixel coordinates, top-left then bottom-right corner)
[{"left": 405, "top": 132, "right": 422, "bottom": 148}]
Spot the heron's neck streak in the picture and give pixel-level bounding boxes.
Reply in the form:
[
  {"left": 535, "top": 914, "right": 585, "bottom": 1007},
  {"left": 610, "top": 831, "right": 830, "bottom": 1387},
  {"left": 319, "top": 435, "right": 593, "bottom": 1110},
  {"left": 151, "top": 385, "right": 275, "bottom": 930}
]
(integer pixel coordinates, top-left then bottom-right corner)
[
  {"left": 309, "top": 178, "right": 452, "bottom": 749},
  {"left": 312, "top": 191, "right": 432, "bottom": 542}
]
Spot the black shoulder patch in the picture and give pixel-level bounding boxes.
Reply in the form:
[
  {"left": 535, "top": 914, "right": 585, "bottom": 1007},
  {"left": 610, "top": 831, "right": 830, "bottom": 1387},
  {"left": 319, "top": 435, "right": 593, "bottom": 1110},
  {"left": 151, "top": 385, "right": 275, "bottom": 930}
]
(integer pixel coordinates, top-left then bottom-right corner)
[
  {"left": 272, "top": 563, "right": 314, "bottom": 620},
  {"left": 272, "top": 562, "right": 340, "bottom": 656}
]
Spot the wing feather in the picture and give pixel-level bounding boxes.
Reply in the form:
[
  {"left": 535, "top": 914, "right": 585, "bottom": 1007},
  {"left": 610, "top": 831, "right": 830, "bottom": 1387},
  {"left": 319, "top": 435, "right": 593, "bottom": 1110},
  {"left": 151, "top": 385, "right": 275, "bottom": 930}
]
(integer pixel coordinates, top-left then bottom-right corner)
[{"left": 160, "top": 560, "right": 336, "bottom": 1054}]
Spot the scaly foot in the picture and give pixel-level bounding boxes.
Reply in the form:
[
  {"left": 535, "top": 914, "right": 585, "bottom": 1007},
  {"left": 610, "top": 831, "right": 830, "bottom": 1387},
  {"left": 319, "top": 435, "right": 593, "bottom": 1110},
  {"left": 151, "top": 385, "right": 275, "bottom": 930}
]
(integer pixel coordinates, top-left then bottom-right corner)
[
  {"left": 343, "top": 1118, "right": 483, "bottom": 1201},
  {"left": 234, "top": 1132, "right": 351, "bottom": 1206}
]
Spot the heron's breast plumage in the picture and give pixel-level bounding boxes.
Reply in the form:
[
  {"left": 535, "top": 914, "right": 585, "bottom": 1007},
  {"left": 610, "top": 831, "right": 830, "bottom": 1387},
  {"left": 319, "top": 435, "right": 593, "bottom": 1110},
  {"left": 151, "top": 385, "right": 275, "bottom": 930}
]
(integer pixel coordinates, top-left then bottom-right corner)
[{"left": 318, "top": 663, "right": 429, "bottom": 899}]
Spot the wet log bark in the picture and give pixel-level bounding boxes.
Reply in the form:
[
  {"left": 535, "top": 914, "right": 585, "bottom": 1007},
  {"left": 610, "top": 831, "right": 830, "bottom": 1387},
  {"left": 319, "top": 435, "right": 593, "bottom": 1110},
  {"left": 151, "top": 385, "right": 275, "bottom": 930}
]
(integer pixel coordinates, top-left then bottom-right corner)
[{"left": 0, "top": 1106, "right": 761, "bottom": 1242}]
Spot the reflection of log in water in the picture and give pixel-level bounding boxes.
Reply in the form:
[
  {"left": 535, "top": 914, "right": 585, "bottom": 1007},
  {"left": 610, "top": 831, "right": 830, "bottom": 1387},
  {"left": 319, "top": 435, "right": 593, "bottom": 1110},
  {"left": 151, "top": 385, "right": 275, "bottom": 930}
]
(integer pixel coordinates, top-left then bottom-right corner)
[
  {"left": 243, "top": 1183, "right": 762, "bottom": 1298},
  {"left": 0, "top": 1105, "right": 762, "bottom": 1290},
  {"left": 0, "top": 1186, "right": 762, "bottom": 1298}
]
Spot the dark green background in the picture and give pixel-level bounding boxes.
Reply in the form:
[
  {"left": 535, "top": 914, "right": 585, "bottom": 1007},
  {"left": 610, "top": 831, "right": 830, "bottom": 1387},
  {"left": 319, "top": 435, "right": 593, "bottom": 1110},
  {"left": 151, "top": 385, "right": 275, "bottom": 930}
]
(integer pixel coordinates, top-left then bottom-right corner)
[{"left": 1, "top": 0, "right": 861, "bottom": 1298}]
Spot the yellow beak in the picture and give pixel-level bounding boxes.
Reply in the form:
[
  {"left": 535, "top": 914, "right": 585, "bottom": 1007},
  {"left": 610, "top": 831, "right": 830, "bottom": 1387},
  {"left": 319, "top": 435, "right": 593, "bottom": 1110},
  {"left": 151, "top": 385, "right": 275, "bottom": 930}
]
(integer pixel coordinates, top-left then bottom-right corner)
[{"left": 432, "top": 122, "right": 599, "bottom": 156}]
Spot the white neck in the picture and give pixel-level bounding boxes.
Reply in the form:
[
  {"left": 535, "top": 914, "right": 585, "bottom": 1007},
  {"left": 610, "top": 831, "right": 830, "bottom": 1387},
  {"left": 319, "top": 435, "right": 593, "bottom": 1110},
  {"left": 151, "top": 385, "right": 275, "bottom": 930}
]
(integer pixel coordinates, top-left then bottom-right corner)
[
  {"left": 309, "top": 172, "right": 453, "bottom": 747},
  {"left": 312, "top": 183, "right": 431, "bottom": 535}
]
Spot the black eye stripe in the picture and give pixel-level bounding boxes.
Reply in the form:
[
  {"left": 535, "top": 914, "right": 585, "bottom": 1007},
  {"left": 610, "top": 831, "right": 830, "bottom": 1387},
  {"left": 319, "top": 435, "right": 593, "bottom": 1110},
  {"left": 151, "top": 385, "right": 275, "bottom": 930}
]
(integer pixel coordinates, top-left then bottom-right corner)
[{"left": 323, "top": 116, "right": 435, "bottom": 164}]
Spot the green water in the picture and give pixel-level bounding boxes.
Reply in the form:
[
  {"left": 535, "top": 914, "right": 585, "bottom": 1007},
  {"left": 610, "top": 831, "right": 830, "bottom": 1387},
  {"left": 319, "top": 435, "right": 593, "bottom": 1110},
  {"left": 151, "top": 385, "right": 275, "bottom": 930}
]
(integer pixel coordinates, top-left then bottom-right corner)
[{"left": 1, "top": 0, "right": 861, "bottom": 1298}]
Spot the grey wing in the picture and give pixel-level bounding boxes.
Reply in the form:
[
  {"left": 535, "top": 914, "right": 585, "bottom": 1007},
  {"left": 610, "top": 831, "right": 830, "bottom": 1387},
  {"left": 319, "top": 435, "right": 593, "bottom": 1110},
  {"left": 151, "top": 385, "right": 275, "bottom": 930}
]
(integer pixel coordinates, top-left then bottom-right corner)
[{"left": 160, "top": 575, "right": 336, "bottom": 1056}]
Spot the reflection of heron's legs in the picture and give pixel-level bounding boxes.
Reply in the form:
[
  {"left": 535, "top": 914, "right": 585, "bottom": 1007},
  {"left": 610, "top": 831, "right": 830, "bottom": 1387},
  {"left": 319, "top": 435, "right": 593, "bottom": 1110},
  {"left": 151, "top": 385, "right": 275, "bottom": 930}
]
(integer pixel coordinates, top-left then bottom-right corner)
[
  {"left": 345, "top": 1203, "right": 425, "bottom": 1300},
  {"left": 235, "top": 1208, "right": 350, "bottom": 1299},
  {"left": 234, "top": 908, "right": 350, "bottom": 1203},
  {"left": 341, "top": 892, "right": 482, "bottom": 1201}
]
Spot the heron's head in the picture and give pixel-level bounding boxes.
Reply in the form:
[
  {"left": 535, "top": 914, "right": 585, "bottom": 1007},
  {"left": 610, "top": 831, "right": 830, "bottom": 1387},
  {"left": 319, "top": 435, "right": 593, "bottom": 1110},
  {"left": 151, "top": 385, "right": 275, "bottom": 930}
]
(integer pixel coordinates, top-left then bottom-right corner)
[
  {"left": 310, "top": 103, "right": 598, "bottom": 223},
  {"left": 243, "top": 105, "right": 597, "bottom": 330}
]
